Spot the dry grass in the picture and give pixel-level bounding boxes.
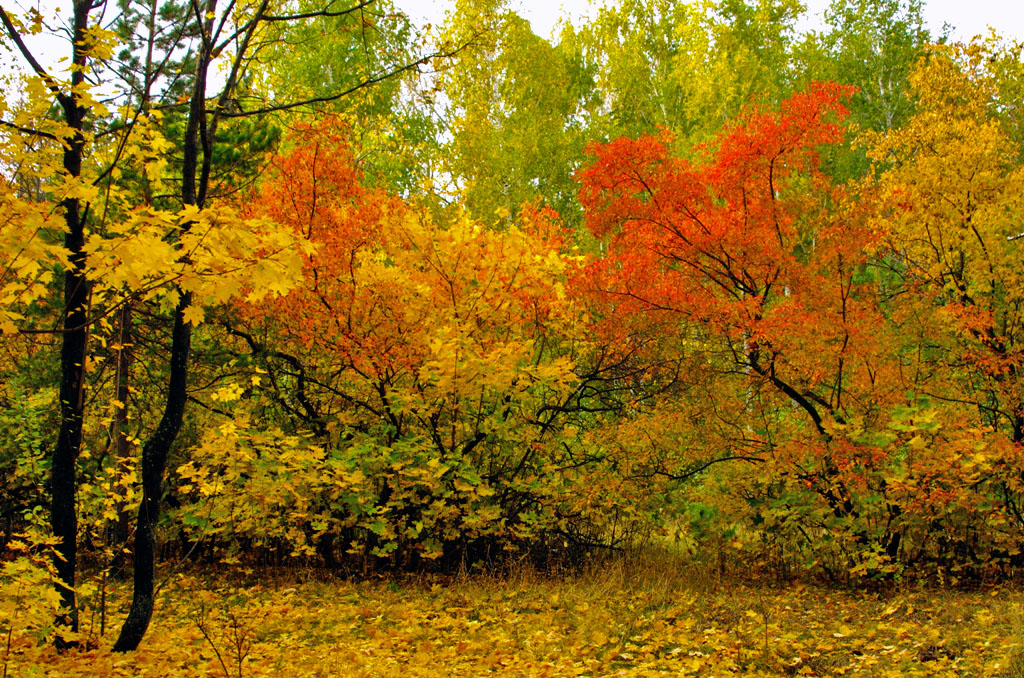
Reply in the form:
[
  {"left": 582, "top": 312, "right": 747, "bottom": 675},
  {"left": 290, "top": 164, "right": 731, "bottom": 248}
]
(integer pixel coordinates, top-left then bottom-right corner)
[{"left": 7, "top": 551, "right": 1024, "bottom": 676}]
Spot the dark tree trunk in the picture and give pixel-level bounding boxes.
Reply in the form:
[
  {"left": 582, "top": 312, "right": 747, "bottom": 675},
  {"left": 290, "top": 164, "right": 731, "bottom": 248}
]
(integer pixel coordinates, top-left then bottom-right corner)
[
  {"left": 112, "top": 0, "right": 214, "bottom": 648},
  {"left": 48, "top": 0, "right": 93, "bottom": 645},
  {"left": 52, "top": 216, "right": 87, "bottom": 642},
  {"left": 112, "top": 293, "right": 192, "bottom": 651},
  {"left": 112, "top": 302, "right": 134, "bottom": 545}
]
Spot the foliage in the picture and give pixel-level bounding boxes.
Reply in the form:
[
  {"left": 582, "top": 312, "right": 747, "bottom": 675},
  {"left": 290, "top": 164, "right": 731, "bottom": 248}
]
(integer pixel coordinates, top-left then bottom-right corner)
[
  {"left": 0, "top": 521, "right": 66, "bottom": 669},
  {"left": 565, "top": 0, "right": 804, "bottom": 148},
  {"left": 856, "top": 38, "right": 1024, "bottom": 569},
  {"left": 1, "top": 0, "right": 442, "bottom": 647},
  {"left": 577, "top": 76, "right": 1024, "bottom": 579},
  {"left": 171, "top": 119, "right": 662, "bottom": 565},
  {"left": 578, "top": 82, "right": 885, "bottom": 568},
  {"left": 256, "top": 0, "right": 437, "bottom": 193},
  {"left": 434, "top": 0, "right": 595, "bottom": 225},
  {"left": 800, "top": 0, "right": 932, "bottom": 133},
  {"left": 865, "top": 39, "right": 1024, "bottom": 443},
  {"left": 794, "top": 0, "right": 934, "bottom": 179},
  {"left": 0, "top": 383, "right": 52, "bottom": 535}
]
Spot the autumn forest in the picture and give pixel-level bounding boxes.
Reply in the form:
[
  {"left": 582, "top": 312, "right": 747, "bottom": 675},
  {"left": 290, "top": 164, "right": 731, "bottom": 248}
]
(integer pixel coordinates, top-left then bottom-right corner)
[{"left": 2, "top": 0, "right": 1024, "bottom": 674}]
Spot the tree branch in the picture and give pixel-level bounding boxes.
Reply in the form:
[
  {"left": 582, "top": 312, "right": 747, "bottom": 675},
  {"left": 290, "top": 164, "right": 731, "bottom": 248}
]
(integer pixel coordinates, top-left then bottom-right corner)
[
  {"left": 0, "top": 7, "right": 64, "bottom": 99},
  {"left": 0, "top": 118, "right": 59, "bottom": 141},
  {"left": 261, "top": 0, "right": 374, "bottom": 22},
  {"left": 650, "top": 454, "right": 765, "bottom": 483},
  {"left": 221, "top": 46, "right": 467, "bottom": 118}
]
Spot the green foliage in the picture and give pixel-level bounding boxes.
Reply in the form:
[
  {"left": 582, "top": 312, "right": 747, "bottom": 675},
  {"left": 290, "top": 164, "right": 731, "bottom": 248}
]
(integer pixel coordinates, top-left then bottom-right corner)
[
  {"left": 567, "top": 0, "right": 803, "bottom": 147},
  {"left": 435, "top": 0, "right": 594, "bottom": 225},
  {"left": 257, "top": 0, "right": 438, "bottom": 193},
  {"left": 802, "top": 0, "right": 933, "bottom": 132},
  {"left": 795, "top": 0, "right": 935, "bottom": 179},
  {"left": 0, "top": 384, "right": 52, "bottom": 535}
]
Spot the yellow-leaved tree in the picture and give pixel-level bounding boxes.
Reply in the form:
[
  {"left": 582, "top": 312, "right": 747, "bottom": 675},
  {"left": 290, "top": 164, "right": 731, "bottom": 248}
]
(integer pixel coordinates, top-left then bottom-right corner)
[
  {"left": 864, "top": 38, "right": 1024, "bottom": 563},
  {"left": 1, "top": 0, "right": 454, "bottom": 649}
]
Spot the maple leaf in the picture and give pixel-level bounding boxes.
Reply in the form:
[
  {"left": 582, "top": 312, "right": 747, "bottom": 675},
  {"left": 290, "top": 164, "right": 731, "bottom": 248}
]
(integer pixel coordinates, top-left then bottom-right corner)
[{"left": 182, "top": 304, "right": 205, "bottom": 326}]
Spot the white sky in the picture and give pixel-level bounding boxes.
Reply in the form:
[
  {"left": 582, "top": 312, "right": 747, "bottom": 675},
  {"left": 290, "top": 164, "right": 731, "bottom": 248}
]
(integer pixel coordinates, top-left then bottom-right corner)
[{"left": 396, "top": 0, "right": 1024, "bottom": 42}]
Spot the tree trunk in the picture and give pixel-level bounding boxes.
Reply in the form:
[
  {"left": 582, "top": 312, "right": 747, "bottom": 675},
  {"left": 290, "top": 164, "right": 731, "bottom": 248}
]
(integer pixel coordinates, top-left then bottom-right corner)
[
  {"left": 112, "top": 302, "right": 134, "bottom": 546},
  {"left": 52, "top": 225, "right": 87, "bottom": 643},
  {"left": 112, "top": 293, "right": 192, "bottom": 652},
  {"left": 112, "top": 0, "right": 214, "bottom": 648},
  {"left": 49, "top": 0, "right": 93, "bottom": 645}
]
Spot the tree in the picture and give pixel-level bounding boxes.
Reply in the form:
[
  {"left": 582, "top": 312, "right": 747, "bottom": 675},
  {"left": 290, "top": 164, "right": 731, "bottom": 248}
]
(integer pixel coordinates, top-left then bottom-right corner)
[
  {"left": 794, "top": 0, "right": 934, "bottom": 179},
  {"left": 254, "top": 0, "right": 438, "bottom": 193},
  {"left": 866, "top": 40, "right": 1024, "bottom": 528},
  {"left": 868, "top": 40, "right": 1023, "bottom": 443},
  {"left": 806, "top": 0, "right": 932, "bottom": 132},
  {"left": 565, "top": 0, "right": 803, "bottom": 148},
  {"left": 433, "top": 0, "right": 594, "bottom": 226},
  {"left": 1, "top": 0, "right": 107, "bottom": 643},
  {"left": 1, "top": 0, "right": 461, "bottom": 650},
  {"left": 184, "top": 118, "right": 635, "bottom": 566},
  {"left": 578, "top": 83, "right": 921, "bottom": 568}
]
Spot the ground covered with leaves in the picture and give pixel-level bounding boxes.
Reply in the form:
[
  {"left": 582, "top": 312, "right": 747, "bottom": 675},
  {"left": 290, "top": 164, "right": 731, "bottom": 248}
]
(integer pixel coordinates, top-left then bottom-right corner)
[{"left": 8, "top": 557, "right": 1024, "bottom": 677}]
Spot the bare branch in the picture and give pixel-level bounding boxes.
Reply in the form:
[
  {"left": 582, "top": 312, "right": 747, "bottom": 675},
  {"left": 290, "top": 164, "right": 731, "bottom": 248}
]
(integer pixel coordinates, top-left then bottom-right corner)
[
  {"left": 221, "top": 45, "right": 469, "bottom": 118},
  {"left": 0, "top": 118, "right": 59, "bottom": 141},
  {"left": 650, "top": 454, "right": 765, "bottom": 483},
  {"left": 261, "top": 0, "right": 374, "bottom": 22}
]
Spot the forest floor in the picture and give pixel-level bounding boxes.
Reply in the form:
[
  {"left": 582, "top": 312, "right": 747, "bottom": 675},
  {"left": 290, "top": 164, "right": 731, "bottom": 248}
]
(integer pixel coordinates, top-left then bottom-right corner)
[{"left": 8, "top": 553, "right": 1024, "bottom": 677}]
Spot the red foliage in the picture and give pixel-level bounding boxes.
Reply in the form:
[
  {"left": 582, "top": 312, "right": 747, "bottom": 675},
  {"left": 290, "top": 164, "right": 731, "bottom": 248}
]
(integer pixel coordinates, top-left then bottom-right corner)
[{"left": 576, "top": 82, "right": 895, "bottom": 432}]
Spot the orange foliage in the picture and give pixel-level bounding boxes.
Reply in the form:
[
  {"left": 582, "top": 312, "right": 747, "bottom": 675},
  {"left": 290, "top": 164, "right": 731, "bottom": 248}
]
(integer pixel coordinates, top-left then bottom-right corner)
[
  {"left": 575, "top": 82, "right": 1024, "bottom": 575},
  {"left": 577, "top": 83, "right": 896, "bottom": 436},
  {"left": 200, "top": 118, "right": 626, "bottom": 563}
]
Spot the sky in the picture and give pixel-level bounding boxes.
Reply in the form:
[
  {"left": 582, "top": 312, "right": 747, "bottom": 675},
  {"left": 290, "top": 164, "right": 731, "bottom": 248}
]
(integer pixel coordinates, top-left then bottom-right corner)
[{"left": 395, "top": 0, "right": 1024, "bottom": 42}]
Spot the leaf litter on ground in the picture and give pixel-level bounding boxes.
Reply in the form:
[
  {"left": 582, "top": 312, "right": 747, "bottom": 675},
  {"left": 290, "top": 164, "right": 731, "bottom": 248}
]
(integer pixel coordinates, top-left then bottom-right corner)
[{"left": 8, "top": 556, "right": 1024, "bottom": 677}]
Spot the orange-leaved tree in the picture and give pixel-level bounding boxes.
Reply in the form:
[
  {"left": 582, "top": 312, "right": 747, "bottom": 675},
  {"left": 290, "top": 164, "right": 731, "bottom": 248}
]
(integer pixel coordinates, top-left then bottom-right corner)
[
  {"left": 577, "top": 83, "right": 928, "bottom": 575},
  {"left": 175, "top": 118, "right": 656, "bottom": 566}
]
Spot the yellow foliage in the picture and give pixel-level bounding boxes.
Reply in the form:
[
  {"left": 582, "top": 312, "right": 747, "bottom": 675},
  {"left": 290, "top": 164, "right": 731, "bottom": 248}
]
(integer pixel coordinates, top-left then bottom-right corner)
[
  {"left": 0, "top": 525, "right": 66, "bottom": 652},
  {"left": 866, "top": 41, "right": 1024, "bottom": 312}
]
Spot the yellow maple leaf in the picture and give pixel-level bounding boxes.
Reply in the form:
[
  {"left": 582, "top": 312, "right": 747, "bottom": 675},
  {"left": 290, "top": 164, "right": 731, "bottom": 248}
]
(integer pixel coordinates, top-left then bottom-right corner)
[{"left": 182, "top": 304, "right": 205, "bottom": 326}]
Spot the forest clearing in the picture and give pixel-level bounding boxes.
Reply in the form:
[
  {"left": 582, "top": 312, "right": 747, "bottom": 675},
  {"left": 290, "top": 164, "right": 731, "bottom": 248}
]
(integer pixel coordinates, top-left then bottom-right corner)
[
  {"left": 9, "top": 555, "right": 1024, "bottom": 676},
  {"left": 2, "top": 0, "right": 1024, "bottom": 673}
]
